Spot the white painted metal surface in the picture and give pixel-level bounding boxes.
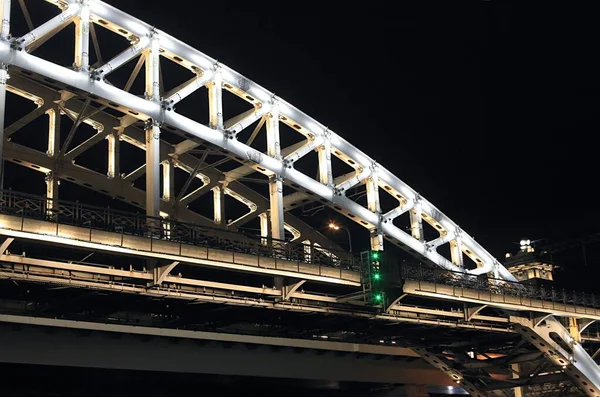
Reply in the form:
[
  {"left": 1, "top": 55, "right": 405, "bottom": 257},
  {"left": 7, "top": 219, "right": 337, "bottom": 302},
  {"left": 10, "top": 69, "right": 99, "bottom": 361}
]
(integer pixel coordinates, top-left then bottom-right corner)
[{"left": 0, "top": 0, "right": 517, "bottom": 282}]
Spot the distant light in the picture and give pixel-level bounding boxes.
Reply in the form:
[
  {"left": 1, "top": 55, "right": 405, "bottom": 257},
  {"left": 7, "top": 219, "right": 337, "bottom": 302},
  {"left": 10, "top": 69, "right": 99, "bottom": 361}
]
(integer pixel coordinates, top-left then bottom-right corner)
[
  {"left": 373, "top": 273, "right": 381, "bottom": 281},
  {"left": 328, "top": 222, "right": 340, "bottom": 231}
]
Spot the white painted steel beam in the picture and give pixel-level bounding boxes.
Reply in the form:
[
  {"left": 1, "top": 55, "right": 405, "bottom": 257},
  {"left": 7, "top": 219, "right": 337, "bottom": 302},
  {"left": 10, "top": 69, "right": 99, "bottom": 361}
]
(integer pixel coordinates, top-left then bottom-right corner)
[
  {"left": 144, "top": 32, "right": 161, "bottom": 217},
  {"left": 73, "top": 0, "right": 90, "bottom": 71},
  {"left": 164, "top": 70, "right": 213, "bottom": 109},
  {"left": 0, "top": 0, "right": 518, "bottom": 284},
  {"left": 0, "top": 0, "right": 10, "bottom": 40},
  {"left": 0, "top": 63, "right": 7, "bottom": 186},
  {"left": 16, "top": 3, "right": 80, "bottom": 50},
  {"left": 91, "top": 36, "right": 149, "bottom": 79},
  {"left": 266, "top": 102, "right": 284, "bottom": 242}
]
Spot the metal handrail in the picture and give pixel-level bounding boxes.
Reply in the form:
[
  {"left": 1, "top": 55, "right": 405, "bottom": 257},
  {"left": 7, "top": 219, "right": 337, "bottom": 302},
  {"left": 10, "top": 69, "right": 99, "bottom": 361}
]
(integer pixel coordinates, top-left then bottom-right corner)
[
  {"left": 0, "top": 189, "right": 361, "bottom": 272},
  {"left": 400, "top": 262, "right": 600, "bottom": 310}
]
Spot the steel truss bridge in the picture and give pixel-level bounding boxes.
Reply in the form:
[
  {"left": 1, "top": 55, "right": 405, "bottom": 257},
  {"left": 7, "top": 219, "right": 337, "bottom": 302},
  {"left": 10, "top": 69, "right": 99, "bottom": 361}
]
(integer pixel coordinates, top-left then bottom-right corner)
[{"left": 0, "top": 1, "right": 598, "bottom": 396}]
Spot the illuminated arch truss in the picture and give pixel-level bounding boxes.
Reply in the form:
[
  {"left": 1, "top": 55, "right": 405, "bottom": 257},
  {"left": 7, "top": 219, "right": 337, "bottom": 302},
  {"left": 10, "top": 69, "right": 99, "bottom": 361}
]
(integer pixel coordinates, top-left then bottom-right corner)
[{"left": 0, "top": 0, "right": 517, "bottom": 282}]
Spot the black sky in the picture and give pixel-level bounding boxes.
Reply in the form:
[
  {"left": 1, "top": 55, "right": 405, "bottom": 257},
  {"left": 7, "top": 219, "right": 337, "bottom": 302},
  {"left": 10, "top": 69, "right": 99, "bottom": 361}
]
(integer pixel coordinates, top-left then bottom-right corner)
[{"left": 6, "top": 1, "right": 600, "bottom": 289}]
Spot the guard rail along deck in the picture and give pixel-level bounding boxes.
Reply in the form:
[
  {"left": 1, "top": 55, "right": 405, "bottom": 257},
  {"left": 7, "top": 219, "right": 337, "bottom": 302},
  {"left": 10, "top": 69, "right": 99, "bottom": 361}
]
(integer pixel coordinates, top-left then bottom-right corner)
[
  {"left": 0, "top": 190, "right": 361, "bottom": 286},
  {"left": 400, "top": 262, "right": 600, "bottom": 319}
]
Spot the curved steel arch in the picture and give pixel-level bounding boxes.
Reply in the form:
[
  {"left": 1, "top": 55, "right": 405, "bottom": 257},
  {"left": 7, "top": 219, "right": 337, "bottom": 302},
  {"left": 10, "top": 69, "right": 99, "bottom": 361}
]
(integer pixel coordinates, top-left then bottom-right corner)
[{"left": 0, "top": 0, "right": 516, "bottom": 282}]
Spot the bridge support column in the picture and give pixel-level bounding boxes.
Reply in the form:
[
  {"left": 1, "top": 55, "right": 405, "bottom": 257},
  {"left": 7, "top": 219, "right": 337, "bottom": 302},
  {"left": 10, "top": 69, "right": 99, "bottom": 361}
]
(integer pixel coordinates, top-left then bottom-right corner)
[
  {"left": 0, "top": 62, "right": 7, "bottom": 189},
  {"left": 45, "top": 172, "right": 59, "bottom": 213},
  {"left": 259, "top": 211, "right": 270, "bottom": 245},
  {"left": 0, "top": 0, "right": 10, "bottom": 41},
  {"left": 45, "top": 106, "right": 61, "bottom": 212},
  {"left": 450, "top": 234, "right": 464, "bottom": 267},
  {"left": 107, "top": 131, "right": 120, "bottom": 179},
  {"left": 267, "top": 99, "right": 285, "bottom": 289},
  {"left": 208, "top": 64, "right": 223, "bottom": 130},
  {"left": 145, "top": 123, "right": 161, "bottom": 218},
  {"left": 73, "top": 0, "right": 90, "bottom": 72},
  {"left": 213, "top": 186, "right": 225, "bottom": 225},
  {"left": 317, "top": 137, "right": 333, "bottom": 185},
  {"left": 47, "top": 107, "right": 61, "bottom": 158},
  {"left": 367, "top": 170, "right": 383, "bottom": 251},
  {"left": 144, "top": 32, "right": 161, "bottom": 219},
  {"left": 568, "top": 317, "right": 582, "bottom": 343},
  {"left": 162, "top": 158, "right": 174, "bottom": 203},
  {"left": 0, "top": 0, "right": 9, "bottom": 187},
  {"left": 409, "top": 199, "right": 424, "bottom": 242}
]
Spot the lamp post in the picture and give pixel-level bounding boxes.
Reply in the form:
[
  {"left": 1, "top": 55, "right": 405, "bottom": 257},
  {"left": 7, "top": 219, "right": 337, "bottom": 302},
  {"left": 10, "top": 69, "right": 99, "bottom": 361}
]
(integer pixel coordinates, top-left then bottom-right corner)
[{"left": 328, "top": 222, "right": 352, "bottom": 253}]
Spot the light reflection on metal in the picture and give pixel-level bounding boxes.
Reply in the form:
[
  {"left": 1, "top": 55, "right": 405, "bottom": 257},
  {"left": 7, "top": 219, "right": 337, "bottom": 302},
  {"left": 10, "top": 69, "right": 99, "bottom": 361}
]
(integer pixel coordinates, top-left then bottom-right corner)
[{"left": 0, "top": 0, "right": 519, "bottom": 283}]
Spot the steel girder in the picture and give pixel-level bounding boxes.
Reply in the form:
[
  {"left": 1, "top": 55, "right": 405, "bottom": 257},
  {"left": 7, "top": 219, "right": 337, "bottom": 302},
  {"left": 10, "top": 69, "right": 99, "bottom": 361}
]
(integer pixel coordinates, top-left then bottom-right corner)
[
  {"left": 1, "top": 67, "right": 342, "bottom": 253},
  {"left": 2, "top": 3, "right": 599, "bottom": 395},
  {"left": 0, "top": 0, "right": 518, "bottom": 282}
]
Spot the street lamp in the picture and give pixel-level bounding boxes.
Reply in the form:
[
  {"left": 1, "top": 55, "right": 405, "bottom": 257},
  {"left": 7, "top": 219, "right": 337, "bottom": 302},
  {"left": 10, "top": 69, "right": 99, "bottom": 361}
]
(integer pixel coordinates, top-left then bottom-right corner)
[{"left": 328, "top": 222, "right": 352, "bottom": 253}]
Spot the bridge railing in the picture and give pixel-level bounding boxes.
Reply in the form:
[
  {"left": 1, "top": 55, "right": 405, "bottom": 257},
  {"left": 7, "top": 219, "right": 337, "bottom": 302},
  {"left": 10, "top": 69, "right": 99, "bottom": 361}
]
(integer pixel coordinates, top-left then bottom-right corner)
[
  {"left": 0, "top": 189, "right": 360, "bottom": 273},
  {"left": 400, "top": 262, "right": 600, "bottom": 310}
]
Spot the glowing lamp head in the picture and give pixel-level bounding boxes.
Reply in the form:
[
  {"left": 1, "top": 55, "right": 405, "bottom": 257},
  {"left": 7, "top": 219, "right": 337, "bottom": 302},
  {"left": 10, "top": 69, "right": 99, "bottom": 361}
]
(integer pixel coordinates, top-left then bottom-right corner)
[{"left": 328, "top": 222, "right": 340, "bottom": 231}]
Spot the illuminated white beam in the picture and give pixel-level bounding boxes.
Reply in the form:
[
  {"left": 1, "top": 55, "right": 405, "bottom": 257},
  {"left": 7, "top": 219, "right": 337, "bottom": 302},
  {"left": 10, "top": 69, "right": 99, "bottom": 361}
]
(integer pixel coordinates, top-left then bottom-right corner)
[
  {"left": 366, "top": 172, "right": 383, "bottom": 250},
  {"left": 334, "top": 167, "right": 371, "bottom": 194},
  {"left": 317, "top": 139, "right": 333, "bottom": 186},
  {"left": 382, "top": 201, "right": 415, "bottom": 224},
  {"left": 426, "top": 232, "right": 456, "bottom": 250},
  {"left": 267, "top": 102, "right": 284, "bottom": 241},
  {"left": 283, "top": 136, "right": 323, "bottom": 166},
  {"left": 91, "top": 36, "right": 150, "bottom": 79},
  {"left": 74, "top": 1, "right": 90, "bottom": 71},
  {"left": 409, "top": 199, "right": 424, "bottom": 242},
  {"left": 164, "top": 70, "right": 213, "bottom": 108},
  {"left": 144, "top": 32, "right": 160, "bottom": 217},
  {"left": 0, "top": 0, "right": 10, "bottom": 40},
  {"left": 208, "top": 64, "right": 223, "bottom": 130},
  {"left": 226, "top": 106, "right": 268, "bottom": 137},
  {"left": 16, "top": 3, "right": 80, "bottom": 50}
]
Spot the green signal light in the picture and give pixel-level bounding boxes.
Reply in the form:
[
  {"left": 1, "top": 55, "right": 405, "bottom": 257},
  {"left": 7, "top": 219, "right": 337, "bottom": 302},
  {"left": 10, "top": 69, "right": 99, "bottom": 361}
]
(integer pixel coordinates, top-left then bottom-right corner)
[
  {"left": 373, "top": 293, "right": 383, "bottom": 302},
  {"left": 373, "top": 273, "right": 381, "bottom": 281},
  {"left": 371, "top": 251, "right": 379, "bottom": 260}
]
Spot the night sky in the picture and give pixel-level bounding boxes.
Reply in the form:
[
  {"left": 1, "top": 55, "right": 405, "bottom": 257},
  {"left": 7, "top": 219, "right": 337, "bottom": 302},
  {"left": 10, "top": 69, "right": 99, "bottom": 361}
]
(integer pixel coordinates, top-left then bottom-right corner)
[{"left": 5, "top": 1, "right": 600, "bottom": 290}]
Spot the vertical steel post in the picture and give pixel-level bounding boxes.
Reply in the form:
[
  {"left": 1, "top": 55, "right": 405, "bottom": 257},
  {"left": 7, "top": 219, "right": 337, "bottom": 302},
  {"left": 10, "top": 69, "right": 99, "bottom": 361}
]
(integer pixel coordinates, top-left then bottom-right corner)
[{"left": 144, "top": 31, "right": 161, "bottom": 218}]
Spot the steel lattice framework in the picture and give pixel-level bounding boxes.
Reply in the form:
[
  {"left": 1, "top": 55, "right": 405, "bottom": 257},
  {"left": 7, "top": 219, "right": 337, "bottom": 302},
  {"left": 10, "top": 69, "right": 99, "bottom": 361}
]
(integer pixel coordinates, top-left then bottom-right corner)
[
  {"left": 0, "top": 0, "right": 517, "bottom": 281},
  {"left": 0, "top": 2, "right": 599, "bottom": 396}
]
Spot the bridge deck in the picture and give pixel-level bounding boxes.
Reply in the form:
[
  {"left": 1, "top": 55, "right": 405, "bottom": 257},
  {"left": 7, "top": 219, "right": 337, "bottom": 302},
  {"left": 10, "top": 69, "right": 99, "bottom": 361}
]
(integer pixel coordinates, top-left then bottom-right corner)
[{"left": 0, "top": 213, "right": 360, "bottom": 286}]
